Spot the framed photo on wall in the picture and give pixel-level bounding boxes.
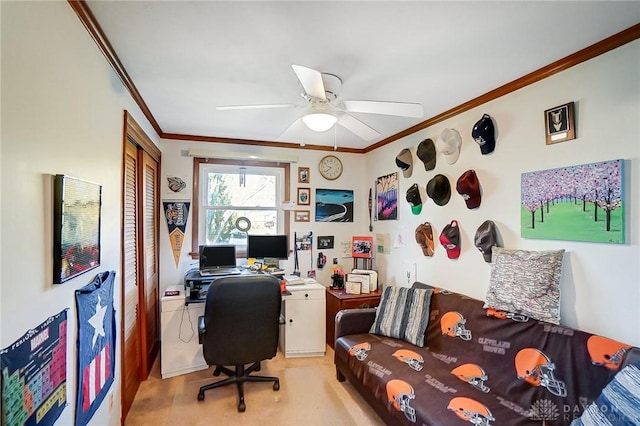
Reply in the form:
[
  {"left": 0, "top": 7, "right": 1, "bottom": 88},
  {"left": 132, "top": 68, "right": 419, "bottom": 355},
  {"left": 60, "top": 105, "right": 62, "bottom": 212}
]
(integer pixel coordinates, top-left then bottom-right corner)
[
  {"left": 53, "top": 175, "right": 102, "bottom": 283},
  {"left": 545, "top": 101, "right": 576, "bottom": 145},
  {"left": 294, "top": 210, "right": 310, "bottom": 222},
  {"left": 298, "top": 167, "right": 310, "bottom": 184},
  {"left": 297, "top": 187, "right": 310, "bottom": 205}
]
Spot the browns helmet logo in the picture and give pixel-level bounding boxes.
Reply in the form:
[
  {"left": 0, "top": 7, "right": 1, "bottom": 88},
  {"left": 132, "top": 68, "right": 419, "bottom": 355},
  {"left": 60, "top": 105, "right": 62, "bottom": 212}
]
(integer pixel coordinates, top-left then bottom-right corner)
[
  {"left": 515, "top": 348, "right": 567, "bottom": 397},
  {"left": 348, "top": 342, "right": 371, "bottom": 361},
  {"left": 485, "top": 308, "right": 529, "bottom": 322},
  {"left": 587, "top": 335, "right": 632, "bottom": 371},
  {"left": 448, "top": 397, "right": 494, "bottom": 425},
  {"left": 386, "top": 379, "right": 417, "bottom": 423},
  {"left": 441, "top": 311, "right": 472, "bottom": 341},
  {"left": 451, "top": 363, "right": 490, "bottom": 393},
  {"left": 393, "top": 349, "right": 424, "bottom": 371}
]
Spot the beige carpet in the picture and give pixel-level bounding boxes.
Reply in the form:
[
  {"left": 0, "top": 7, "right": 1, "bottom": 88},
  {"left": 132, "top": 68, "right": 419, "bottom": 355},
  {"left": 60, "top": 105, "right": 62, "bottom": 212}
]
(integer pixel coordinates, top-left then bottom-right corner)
[{"left": 125, "top": 348, "right": 384, "bottom": 426}]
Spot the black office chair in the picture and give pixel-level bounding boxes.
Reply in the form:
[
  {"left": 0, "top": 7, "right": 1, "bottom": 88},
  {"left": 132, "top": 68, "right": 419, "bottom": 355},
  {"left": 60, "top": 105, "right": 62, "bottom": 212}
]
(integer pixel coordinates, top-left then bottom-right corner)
[{"left": 197, "top": 274, "right": 282, "bottom": 412}]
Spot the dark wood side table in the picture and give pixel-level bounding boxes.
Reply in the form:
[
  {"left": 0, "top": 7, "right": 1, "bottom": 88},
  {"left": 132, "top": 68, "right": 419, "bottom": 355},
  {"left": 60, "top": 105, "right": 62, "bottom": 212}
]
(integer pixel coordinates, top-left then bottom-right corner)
[{"left": 325, "top": 287, "right": 381, "bottom": 349}]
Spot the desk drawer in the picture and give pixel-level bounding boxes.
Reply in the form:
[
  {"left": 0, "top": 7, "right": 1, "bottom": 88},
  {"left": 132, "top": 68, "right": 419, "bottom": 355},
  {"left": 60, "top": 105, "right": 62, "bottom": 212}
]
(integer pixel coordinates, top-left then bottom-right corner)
[
  {"left": 286, "top": 288, "right": 324, "bottom": 301},
  {"left": 341, "top": 297, "right": 380, "bottom": 310}
]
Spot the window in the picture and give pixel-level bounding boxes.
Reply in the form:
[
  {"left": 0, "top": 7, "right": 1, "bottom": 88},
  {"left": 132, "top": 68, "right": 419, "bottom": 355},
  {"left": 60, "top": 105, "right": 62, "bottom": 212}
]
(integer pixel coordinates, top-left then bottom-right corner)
[{"left": 191, "top": 158, "right": 290, "bottom": 258}]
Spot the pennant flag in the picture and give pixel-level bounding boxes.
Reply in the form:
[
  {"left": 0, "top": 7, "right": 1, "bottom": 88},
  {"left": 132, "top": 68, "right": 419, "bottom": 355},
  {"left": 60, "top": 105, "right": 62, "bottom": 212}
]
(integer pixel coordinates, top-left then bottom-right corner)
[
  {"left": 75, "top": 270, "right": 116, "bottom": 426},
  {"left": 163, "top": 201, "right": 190, "bottom": 267},
  {"left": 1, "top": 310, "right": 67, "bottom": 426}
]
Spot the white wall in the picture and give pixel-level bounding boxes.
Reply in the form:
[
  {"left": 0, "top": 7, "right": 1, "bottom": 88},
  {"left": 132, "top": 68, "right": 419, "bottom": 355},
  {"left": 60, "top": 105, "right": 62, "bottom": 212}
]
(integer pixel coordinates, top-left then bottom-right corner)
[
  {"left": 367, "top": 41, "right": 640, "bottom": 347},
  {"left": 1, "top": 2, "right": 158, "bottom": 425},
  {"left": 158, "top": 140, "right": 369, "bottom": 290}
]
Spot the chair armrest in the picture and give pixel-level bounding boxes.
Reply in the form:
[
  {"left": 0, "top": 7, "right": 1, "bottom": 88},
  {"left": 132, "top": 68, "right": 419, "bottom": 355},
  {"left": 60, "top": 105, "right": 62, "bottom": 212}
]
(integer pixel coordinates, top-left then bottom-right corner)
[
  {"left": 335, "top": 308, "right": 377, "bottom": 339},
  {"left": 621, "top": 347, "right": 640, "bottom": 370},
  {"left": 198, "top": 315, "right": 206, "bottom": 344}
]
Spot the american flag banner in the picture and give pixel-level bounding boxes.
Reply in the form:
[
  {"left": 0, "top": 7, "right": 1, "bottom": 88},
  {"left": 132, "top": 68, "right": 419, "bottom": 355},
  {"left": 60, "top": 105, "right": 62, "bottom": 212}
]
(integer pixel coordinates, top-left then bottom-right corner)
[{"left": 75, "top": 270, "right": 116, "bottom": 426}]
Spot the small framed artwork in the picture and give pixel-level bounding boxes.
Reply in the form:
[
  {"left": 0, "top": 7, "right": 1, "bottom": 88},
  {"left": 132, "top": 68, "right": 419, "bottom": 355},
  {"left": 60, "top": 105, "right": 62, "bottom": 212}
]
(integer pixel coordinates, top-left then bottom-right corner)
[
  {"left": 352, "top": 236, "right": 374, "bottom": 258},
  {"left": 545, "top": 101, "right": 576, "bottom": 145},
  {"left": 53, "top": 175, "right": 102, "bottom": 283},
  {"left": 298, "top": 167, "right": 310, "bottom": 184},
  {"left": 297, "top": 187, "right": 311, "bottom": 205},
  {"left": 294, "top": 210, "right": 310, "bottom": 222},
  {"left": 317, "top": 235, "right": 334, "bottom": 249}
]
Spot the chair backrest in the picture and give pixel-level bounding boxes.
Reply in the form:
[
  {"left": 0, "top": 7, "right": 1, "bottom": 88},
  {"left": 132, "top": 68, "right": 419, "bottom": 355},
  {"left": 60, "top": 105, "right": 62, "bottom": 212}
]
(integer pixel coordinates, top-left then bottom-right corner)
[{"left": 201, "top": 274, "right": 282, "bottom": 366}]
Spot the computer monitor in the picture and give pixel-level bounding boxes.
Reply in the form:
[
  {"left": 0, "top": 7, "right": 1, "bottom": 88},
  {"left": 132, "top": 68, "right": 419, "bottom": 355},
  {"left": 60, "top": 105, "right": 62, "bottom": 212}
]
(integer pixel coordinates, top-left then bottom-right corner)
[
  {"left": 199, "top": 245, "right": 237, "bottom": 271},
  {"left": 246, "top": 234, "right": 289, "bottom": 260}
]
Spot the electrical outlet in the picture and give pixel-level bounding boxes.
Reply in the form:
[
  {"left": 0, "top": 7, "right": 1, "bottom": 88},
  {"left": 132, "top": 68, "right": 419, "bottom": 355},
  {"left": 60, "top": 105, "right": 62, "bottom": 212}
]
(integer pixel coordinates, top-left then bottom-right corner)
[{"left": 404, "top": 262, "right": 416, "bottom": 285}]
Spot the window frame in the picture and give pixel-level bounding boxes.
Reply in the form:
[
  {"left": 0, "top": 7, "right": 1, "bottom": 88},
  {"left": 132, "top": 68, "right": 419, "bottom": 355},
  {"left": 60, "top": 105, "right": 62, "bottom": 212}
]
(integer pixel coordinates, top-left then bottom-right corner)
[{"left": 190, "top": 157, "right": 290, "bottom": 258}]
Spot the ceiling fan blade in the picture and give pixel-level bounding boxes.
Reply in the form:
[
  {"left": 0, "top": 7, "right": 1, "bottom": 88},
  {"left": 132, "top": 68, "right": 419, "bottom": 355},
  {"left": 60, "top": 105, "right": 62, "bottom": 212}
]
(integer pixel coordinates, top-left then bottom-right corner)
[
  {"left": 291, "top": 65, "right": 326, "bottom": 100},
  {"left": 216, "top": 103, "right": 294, "bottom": 111},
  {"left": 277, "top": 118, "right": 305, "bottom": 142},
  {"left": 338, "top": 114, "right": 380, "bottom": 141},
  {"left": 342, "top": 100, "right": 423, "bottom": 118}
]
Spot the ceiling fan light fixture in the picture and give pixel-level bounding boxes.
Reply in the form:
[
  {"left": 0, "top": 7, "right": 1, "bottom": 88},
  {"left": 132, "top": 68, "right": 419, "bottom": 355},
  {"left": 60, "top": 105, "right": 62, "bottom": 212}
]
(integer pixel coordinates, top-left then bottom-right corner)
[{"left": 302, "top": 112, "right": 337, "bottom": 132}]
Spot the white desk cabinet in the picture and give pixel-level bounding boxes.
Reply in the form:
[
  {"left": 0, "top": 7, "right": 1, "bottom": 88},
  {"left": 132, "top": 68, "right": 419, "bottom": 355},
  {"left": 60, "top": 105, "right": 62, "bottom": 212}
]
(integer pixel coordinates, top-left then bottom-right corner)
[
  {"left": 281, "top": 282, "right": 326, "bottom": 358},
  {"left": 160, "top": 286, "right": 207, "bottom": 379}
]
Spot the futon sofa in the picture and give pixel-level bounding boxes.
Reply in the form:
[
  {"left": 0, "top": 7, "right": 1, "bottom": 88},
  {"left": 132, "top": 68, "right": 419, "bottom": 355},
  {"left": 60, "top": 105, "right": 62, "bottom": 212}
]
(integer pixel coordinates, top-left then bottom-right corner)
[{"left": 334, "top": 283, "right": 639, "bottom": 425}]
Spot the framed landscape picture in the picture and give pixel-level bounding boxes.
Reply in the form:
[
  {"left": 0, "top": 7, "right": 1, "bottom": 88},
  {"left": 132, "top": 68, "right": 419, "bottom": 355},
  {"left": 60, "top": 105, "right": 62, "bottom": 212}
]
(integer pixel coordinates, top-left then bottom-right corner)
[
  {"left": 315, "top": 189, "right": 354, "bottom": 222},
  {"left": 521, "top": 159, "right": 624, "bottom": 243},
  {"left": 53, "top": 175, "right": 102, "bottom": 283}
]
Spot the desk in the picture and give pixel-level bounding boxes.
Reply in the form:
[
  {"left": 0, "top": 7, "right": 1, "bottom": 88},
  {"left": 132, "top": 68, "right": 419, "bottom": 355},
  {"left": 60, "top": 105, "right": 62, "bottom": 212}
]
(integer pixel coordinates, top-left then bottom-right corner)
[
  {"left": 160, "top": 280, "right": 326, "bottom": 378},
  {"left": 160, "top": 285, "right": 207, "bottom": 379},
  {"left": 325, "top": 288, "right": 381, "bottom": 349}
]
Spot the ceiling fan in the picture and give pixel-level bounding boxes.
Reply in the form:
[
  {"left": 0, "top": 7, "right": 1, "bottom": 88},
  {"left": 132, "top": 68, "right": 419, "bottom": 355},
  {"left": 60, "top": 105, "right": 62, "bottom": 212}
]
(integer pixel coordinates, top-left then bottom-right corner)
[{"left": 216, "top": 65, "right": 424, "bottom": 141}]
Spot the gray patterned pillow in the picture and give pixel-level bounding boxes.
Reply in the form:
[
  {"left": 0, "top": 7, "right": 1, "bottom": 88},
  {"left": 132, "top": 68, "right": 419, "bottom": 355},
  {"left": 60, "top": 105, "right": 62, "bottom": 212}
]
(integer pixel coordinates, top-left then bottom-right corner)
[
  {"left": 483, "top": 247, "right": 565, "bottom": 324},
  {"left": 370, "top": 286, "right": 433, "bottom": 347}
]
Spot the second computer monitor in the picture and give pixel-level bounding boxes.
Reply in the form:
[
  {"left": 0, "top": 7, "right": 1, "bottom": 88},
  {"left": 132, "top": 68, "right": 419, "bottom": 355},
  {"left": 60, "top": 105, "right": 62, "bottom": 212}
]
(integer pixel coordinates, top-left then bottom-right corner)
[{"left": 246, "top": 234, "right": 289, "bottom": 262}]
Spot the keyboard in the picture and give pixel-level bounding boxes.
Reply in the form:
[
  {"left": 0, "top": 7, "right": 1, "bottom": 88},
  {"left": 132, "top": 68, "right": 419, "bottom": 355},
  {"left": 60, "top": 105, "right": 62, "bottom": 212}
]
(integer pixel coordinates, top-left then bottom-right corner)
[{"left": 200, "top": 268, "right": 241, "bottom": 277}]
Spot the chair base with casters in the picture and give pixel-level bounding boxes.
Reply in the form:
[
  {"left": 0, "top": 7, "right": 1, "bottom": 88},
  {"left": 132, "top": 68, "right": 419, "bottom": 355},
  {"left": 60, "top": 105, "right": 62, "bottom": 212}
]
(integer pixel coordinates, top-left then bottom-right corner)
[{"left": 197, "top": 361, "right": 280, "bottom": 412}]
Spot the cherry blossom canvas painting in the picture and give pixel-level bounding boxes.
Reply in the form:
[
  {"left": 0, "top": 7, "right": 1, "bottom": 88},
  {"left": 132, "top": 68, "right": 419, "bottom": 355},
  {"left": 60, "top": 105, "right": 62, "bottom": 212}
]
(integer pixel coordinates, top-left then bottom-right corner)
[{"left": 521, "top": 159, "right": 624, "bottom": 243}]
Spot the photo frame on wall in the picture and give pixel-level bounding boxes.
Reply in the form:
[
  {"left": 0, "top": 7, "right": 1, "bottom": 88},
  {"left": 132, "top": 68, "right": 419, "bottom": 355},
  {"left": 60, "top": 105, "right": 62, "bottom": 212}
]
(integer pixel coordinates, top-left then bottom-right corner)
[
  {"left": 297, "top": 187, "right": 311, "bottom": 205},
  {"left": 545, "top": 101, "right": 576, "bottom": 145},
  {"left": 53, "top": 175, "right": 102, "bottom": 284},
  {"left": 298, "top": 167, "right": 310, "bottom": 184},
  {"left": 317, "top": 235, "right": 334, "bottom": 249},
  {"left": 294, "top": 210, "right": 310, "bottom": 222}
]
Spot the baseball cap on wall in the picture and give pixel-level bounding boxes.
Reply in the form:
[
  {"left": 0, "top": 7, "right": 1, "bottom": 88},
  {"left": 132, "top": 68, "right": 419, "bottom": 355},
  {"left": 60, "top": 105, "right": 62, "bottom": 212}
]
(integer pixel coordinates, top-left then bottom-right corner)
[
  {"left": 440, "top": 220, "right": 461, "bottom": 259},
  {"left": 395, "top": 148, "right": 413, "bottom": 178},
  {"left": 472, "top": 114, "right": 496, "bottom": 155},
  {"left": 426, "top": 174, "right": 451, "bottom": 206},
  {"left": 456, "top": 170, "right": 481, "bottom": 209},
  {"left": 435, "top": 128, "right": 462, "bottom": 165},
  {"left": 416, "top": 138, "right": 436, "bottom": 171},
  {"left": 406, "top": 183, "right": 423, "bottom": 215},
  {"left": 474, "top": 220, "right": 498, "bottom": 263},
  {"left": 415, "top": 222, "right": 435, "bottom": 257}
]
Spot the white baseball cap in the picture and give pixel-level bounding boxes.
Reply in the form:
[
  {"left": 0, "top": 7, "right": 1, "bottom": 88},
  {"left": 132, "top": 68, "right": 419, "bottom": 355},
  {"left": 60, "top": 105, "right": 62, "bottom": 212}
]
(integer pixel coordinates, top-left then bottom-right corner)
[{"left": 436, "top": 128, "right": 462, "bottom": 165}]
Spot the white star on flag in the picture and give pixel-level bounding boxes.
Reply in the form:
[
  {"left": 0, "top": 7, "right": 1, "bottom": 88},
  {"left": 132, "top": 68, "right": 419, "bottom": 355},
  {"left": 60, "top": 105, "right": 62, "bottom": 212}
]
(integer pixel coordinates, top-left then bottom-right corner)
[{"left": 87, "top": 295, "right": 107, "bottom": 348}]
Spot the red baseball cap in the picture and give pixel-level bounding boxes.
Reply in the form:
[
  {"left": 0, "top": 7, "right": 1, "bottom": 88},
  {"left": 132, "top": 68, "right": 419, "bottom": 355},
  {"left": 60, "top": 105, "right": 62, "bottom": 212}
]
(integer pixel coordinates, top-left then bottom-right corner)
[
  {"left": 456, "top": 170, "right": 481, "bottom": 209},
  {"left": 439, "top": 220, "right": 461, "bottom": 259}
]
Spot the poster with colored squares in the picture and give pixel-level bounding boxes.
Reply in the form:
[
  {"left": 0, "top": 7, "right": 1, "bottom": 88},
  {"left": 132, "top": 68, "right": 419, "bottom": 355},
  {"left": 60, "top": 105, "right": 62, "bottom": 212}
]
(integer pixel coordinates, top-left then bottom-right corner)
[{"left": 1, "top": 310, "right": 68, "bottom": 426}]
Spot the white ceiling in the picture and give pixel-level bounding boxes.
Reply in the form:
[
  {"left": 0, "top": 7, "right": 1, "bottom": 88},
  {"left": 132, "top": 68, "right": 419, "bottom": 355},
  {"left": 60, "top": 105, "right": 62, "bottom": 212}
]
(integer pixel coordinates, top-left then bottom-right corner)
[{"left": 85, "top": 1, "right": 640, "bottom": 151}]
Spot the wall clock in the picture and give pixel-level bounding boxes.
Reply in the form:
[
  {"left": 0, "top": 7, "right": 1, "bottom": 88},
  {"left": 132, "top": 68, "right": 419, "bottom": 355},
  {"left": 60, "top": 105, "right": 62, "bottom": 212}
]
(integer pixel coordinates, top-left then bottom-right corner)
[{"left": 318, "top": 155, "right": 343, "bottom": 180}]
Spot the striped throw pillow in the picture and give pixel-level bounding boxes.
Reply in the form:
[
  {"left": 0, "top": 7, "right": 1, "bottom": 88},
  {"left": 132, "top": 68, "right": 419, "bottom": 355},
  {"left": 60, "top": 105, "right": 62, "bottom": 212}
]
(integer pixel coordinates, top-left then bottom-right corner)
[{"left": 369, "top": 286, "right": 433, "bottom": 347}]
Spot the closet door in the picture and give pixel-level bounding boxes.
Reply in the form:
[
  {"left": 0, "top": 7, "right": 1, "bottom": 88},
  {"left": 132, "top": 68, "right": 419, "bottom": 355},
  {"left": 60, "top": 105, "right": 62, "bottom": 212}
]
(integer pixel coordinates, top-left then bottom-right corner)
[
  {"left": 122, "top": 140, "right": 142, "bottom": 418},
  {"left": 140, "top": 150, "right": 159, "bottom": 375},
  {"left": 121, "top": 112, "right": 161, "bottom": 419}
]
